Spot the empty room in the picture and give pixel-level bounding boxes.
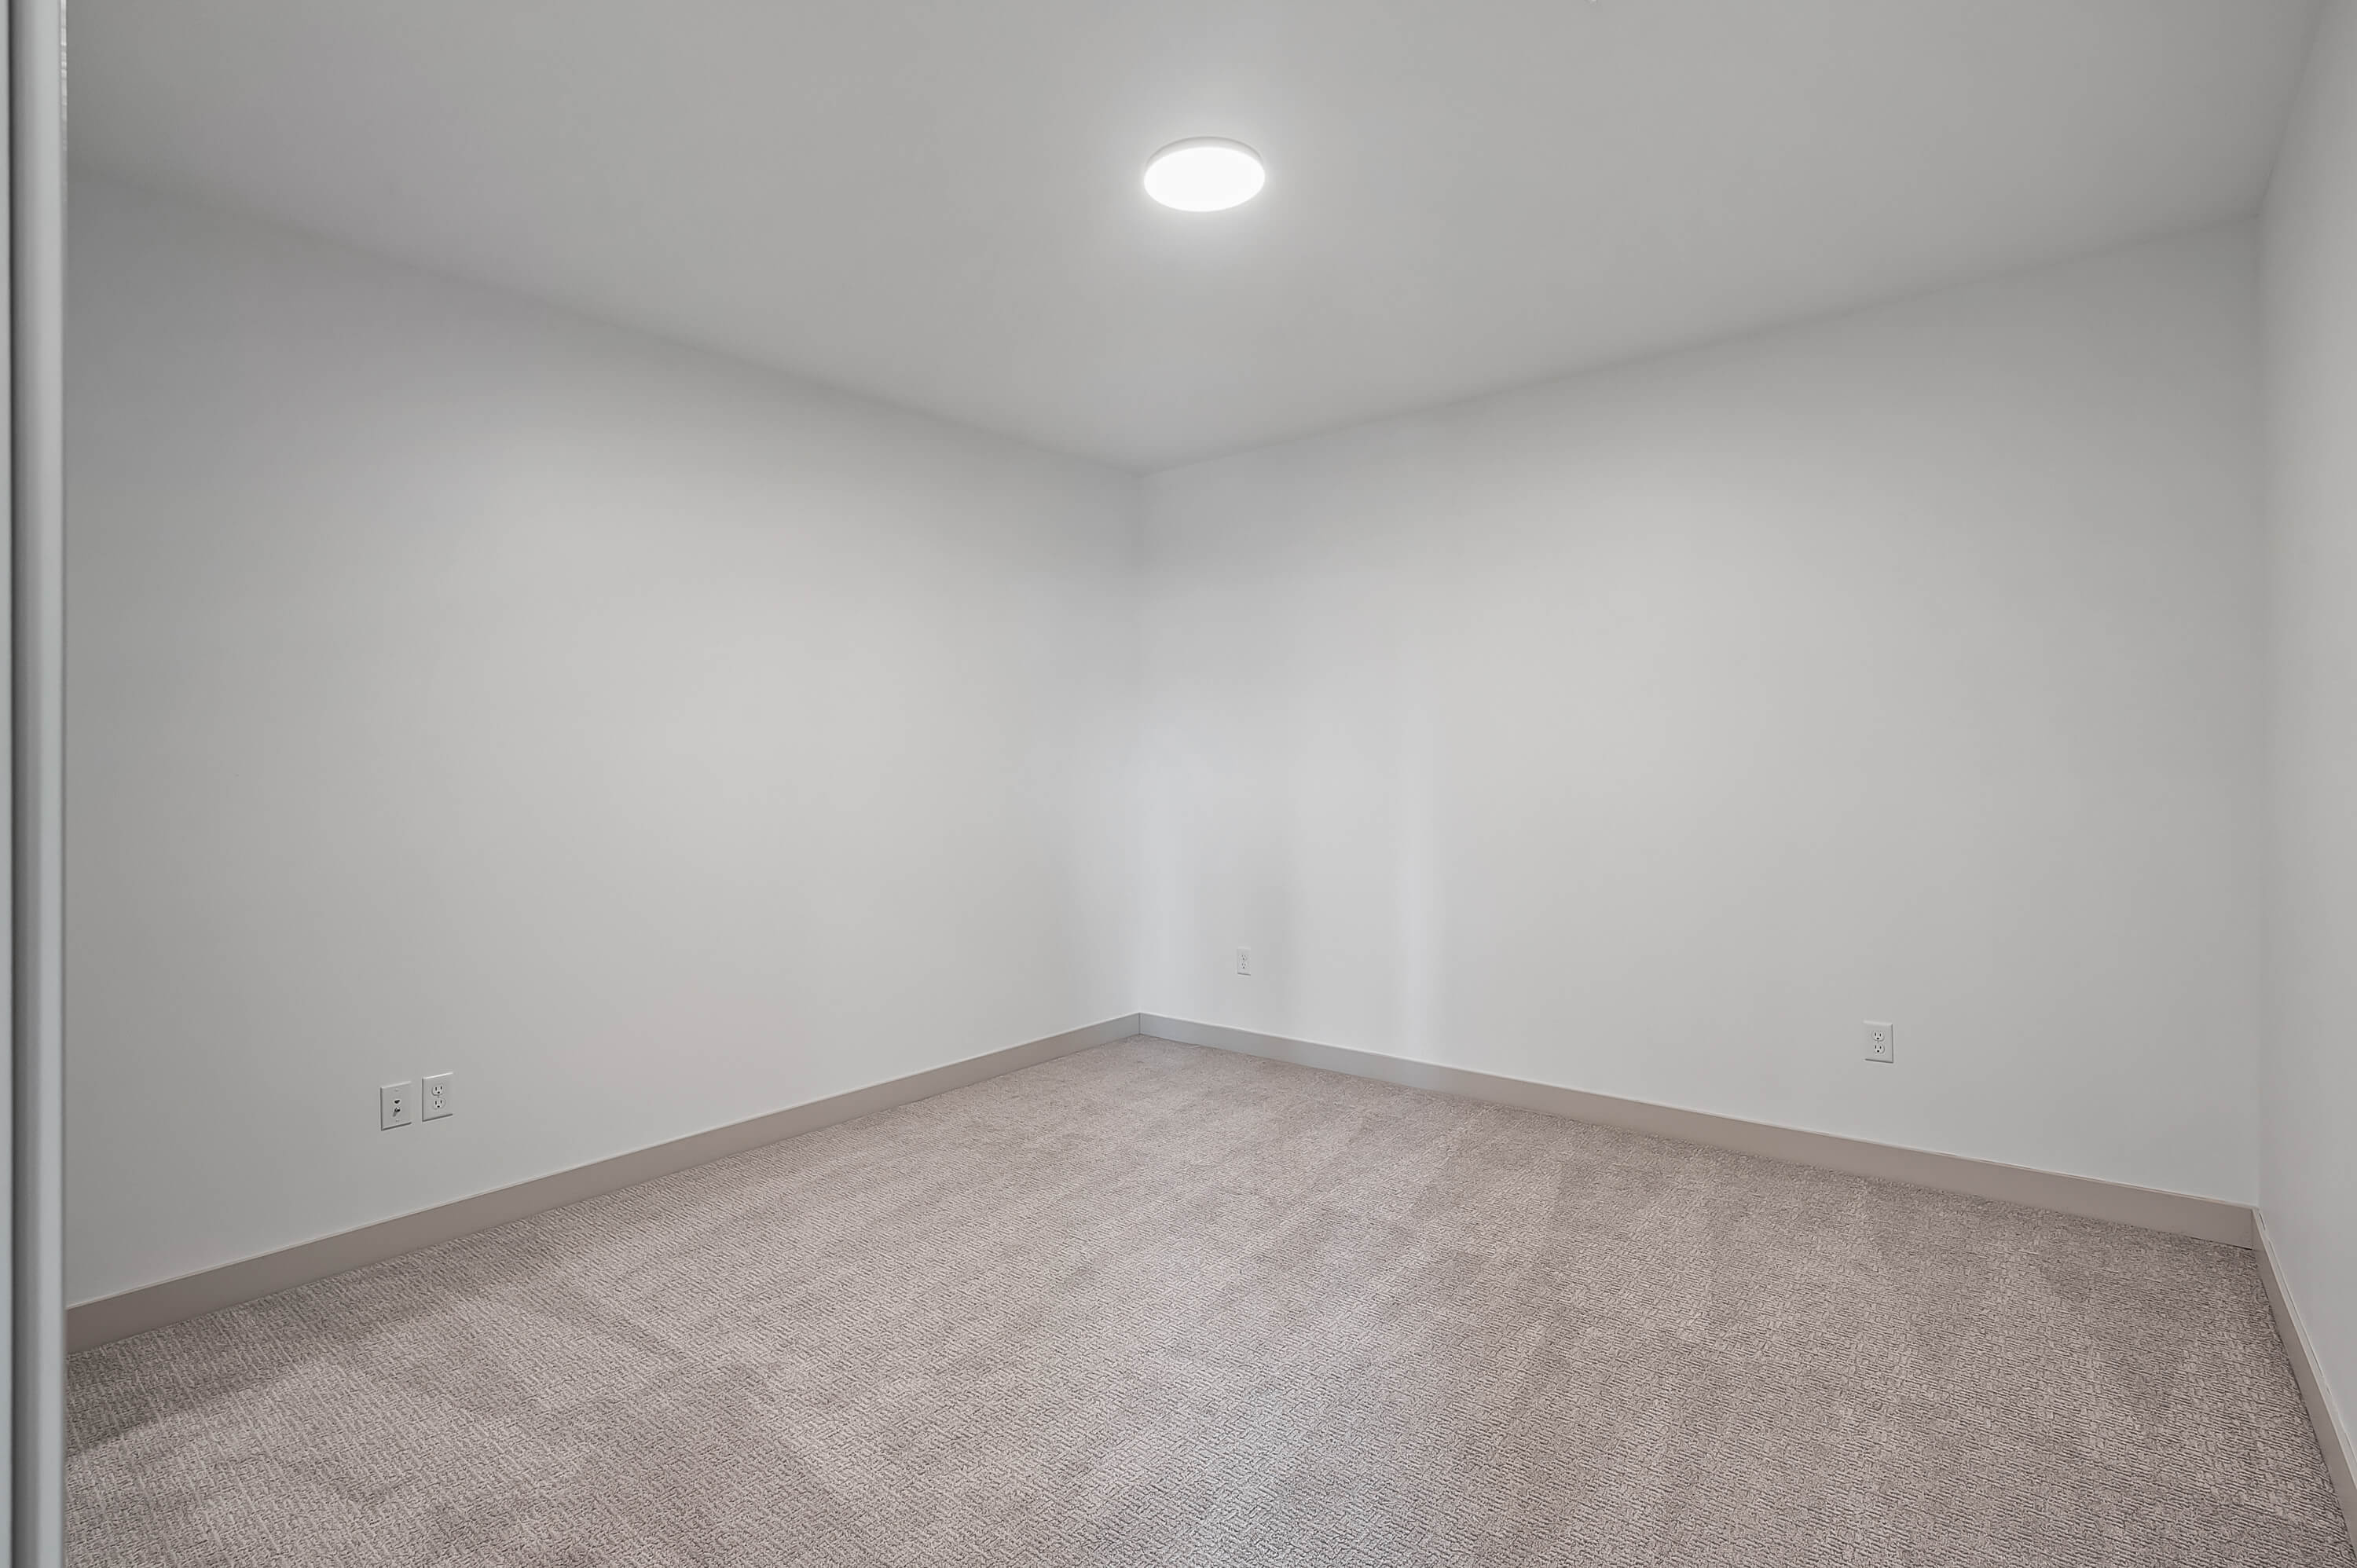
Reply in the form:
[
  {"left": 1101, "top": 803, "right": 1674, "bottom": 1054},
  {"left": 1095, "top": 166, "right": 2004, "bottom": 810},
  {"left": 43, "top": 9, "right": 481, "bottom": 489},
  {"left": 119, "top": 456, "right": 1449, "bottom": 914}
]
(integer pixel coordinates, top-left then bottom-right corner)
[{"left": 14, "top": 0, "right": 2356, "bottom": 1563}]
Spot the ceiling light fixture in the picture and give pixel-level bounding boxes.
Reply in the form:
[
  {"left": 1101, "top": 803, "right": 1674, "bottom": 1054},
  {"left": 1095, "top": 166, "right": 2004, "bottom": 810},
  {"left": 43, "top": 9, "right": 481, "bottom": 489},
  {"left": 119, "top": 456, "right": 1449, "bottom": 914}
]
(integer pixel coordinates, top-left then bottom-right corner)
[{"left": 1143, "top": 138, "right": 1266, "bottom": 212}]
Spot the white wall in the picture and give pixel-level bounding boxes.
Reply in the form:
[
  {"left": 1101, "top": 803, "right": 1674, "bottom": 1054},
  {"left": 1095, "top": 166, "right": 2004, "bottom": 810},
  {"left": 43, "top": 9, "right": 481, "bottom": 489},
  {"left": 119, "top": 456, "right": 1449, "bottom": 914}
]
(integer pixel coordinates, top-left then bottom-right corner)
[
  {"left": 70, "top": 173, "right": 2280, "bottom": 1307},
  {"left": 2261, "top": 0, "right": 2357, "bottom": 1459},
  {"left": 65, "top": 178, "right": 1141, "bottom": 1305},
  {"left": 1139, "top": 225, "right": 2268, "bottom": 1203}
]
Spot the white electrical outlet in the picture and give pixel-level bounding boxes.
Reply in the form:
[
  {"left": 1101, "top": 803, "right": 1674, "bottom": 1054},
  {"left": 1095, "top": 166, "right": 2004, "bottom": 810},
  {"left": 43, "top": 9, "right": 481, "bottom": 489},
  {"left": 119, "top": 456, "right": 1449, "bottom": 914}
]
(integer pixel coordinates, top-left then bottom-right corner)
[
  {"left": 1864, "top": 1021, "right": 1895, "bottom": 1064},
  {"left": 1237, "top": 946, "right": 1252, "bottom": 976},
  {"left": 380, "top": 1080, "right": 416, "bottom": 1129},
  {"left": 421, "top": 1072, "right": 454, "bottom": 1121}
]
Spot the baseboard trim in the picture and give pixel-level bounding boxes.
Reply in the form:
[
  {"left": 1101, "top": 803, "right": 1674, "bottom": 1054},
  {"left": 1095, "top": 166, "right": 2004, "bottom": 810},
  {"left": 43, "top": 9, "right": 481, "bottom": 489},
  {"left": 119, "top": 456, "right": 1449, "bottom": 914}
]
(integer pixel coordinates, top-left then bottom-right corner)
[
  {"left": 2254, "top": 1215, "right": 2357, "bottom": 1548},
  {"left": 1140, "top": 1014, "right": 2256, "bottom": 1247},
  {"left": 62, "top": 1011, "right": 2270, "bottom": 1346},
  {"left": 68, "top": 1013, "right": 1144, "bottom": 1353}
]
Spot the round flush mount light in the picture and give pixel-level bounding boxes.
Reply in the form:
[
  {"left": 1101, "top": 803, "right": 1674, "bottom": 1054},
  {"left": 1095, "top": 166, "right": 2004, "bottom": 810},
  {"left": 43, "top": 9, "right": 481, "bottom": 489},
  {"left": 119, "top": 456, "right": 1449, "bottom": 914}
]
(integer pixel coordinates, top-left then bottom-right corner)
[{"left": 1143, "top": 137, "right": 1266, "bottom": 212}]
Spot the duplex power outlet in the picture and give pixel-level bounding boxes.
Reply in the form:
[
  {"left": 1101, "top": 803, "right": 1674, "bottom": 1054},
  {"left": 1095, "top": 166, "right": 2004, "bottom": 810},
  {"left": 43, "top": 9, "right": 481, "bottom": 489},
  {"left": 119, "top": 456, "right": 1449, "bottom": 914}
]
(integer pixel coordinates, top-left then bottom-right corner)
[
  {"left": 380, "top": 1080, "right": 416, "bottom": 1129},
  {"left": 421, "top": 1072, "right": 455, "bottom": 1121},
  {"left": 1237, "top": 946, "right": 1252, "bottom": 976},
  {"left": 1864, "top": 1021, "right": 1896, "bottom": 1064}
]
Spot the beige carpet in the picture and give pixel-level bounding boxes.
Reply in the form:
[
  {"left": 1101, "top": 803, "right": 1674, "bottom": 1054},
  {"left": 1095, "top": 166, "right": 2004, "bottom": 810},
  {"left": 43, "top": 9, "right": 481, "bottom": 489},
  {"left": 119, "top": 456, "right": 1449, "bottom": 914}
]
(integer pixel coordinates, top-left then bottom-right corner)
[{"left": 69, "top": 1037, "right": 2353, "bottom": 1566}]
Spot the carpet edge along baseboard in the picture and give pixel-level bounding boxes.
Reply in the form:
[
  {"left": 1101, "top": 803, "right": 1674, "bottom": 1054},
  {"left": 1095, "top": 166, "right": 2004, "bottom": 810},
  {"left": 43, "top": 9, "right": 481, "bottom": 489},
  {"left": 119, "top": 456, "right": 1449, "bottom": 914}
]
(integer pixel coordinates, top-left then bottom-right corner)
[
  {"left": 74, "top": 1013, "right": 2252, "bottom": 1349},
  {"left": 66, "top": 1013, "right": 1146, "bottom": 1353},
  {"left": 75, "top": 1012, "right": 2348, "bottom": 1557},
  {"left": 1142, "top": 1014, "right": 2256, "bottom": 1247},
  {"left": 2254, "top": 1214, "right": 2357, "bottom": 1550}
]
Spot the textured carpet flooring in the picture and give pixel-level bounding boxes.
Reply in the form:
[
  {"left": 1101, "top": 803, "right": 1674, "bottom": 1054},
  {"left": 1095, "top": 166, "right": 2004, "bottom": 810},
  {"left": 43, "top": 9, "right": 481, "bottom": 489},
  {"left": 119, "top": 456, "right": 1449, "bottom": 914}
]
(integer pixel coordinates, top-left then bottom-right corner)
[{"left": 70, "top": 1038, "right": 2353, "bottom": 1566}]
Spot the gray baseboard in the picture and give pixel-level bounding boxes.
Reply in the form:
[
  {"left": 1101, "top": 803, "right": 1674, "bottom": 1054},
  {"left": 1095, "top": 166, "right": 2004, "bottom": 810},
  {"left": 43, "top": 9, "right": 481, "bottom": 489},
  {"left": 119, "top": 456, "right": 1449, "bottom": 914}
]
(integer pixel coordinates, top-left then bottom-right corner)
[
  {"left": 1140, "top": 1013, "right": 2256, "bottom": 1247},
  {"left": 67, "top": 1013, "right": 1144, "bottom": 1353},
  {"left": 2254, "top": 1215, "right": 2357, "bottom": 1550}
]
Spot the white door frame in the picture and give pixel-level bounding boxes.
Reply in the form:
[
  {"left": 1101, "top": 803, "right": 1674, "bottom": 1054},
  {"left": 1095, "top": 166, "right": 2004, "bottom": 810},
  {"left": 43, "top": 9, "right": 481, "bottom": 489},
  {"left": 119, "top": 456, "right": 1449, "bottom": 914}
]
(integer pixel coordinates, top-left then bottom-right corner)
[{"left": 10, "top": 0, "right": 65, "bottom": 1561}]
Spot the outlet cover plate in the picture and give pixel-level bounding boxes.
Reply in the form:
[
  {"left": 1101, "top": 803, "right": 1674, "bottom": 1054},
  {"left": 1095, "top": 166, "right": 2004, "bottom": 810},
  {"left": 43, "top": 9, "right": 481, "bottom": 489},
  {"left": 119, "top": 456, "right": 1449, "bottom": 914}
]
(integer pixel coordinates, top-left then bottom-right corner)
[
  {"left": 380, "top": 1080, "right": 416, "bottom": 1129},
  {"left": 421, "top": 1072, "right": 454, "bottom": 1120},
  {"left": 1864, "top": 1021, "right": 1895, "bottom": 1064}
]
